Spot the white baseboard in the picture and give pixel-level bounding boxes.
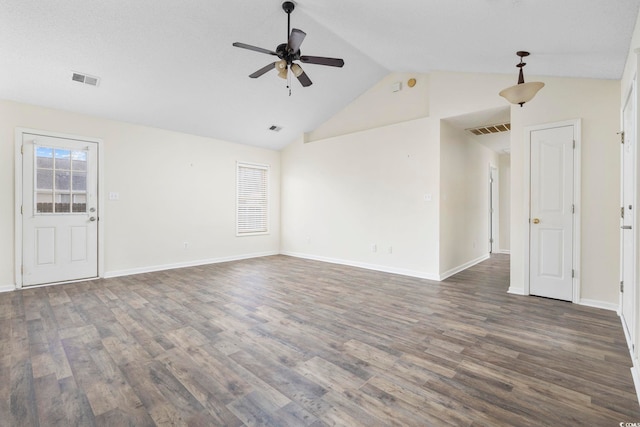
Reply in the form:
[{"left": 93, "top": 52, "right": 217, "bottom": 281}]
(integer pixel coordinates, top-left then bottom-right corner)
[
  {"left": 493, "top": 249, "right": 511, "bottom": 255},
  {"left": 0, "top": 284, "right": 15, "bottom": 293},
  {"left": 507, "top": 287, "right": 526, "bottom": 295},
  {"left": 280, "top": 251, "right": 440, "bottom": 281},
  {"left": 632, "top": 364, "right": 640, "bottom": 407},
  {"left": 619, "top": 314, "right": 640, "bottom": 406},
  {"left": 438, "top": 254, "right": 490, "bottom": 281},
  {"left": 104, "top": 251, "right": 279, "bottom": 279},
  {"left": 577, "top": 298, "right": 618, "bottom": 312}
]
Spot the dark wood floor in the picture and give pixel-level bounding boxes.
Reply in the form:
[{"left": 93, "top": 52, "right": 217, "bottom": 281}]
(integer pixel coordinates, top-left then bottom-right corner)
[{"left": 1, "top": 254, "right": 638, "bottom": 426}]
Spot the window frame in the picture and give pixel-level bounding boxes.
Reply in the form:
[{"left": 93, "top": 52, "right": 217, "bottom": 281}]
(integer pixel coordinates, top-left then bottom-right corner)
[{"left": 236, "top": 161, "right": 270, "bottom": 236}]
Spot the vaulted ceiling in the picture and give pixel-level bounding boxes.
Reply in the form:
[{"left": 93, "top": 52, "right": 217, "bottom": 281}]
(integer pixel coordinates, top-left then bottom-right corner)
[{"left": 1, "top": 0, "right": 638, "bottom": 150}]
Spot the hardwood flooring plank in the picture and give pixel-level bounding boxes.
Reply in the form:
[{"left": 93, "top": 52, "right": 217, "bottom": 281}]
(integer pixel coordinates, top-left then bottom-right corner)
[
  {"left": 10, "top": 359, "right": 39, "bottom": 427},
  {"left": 1, "top": 254, "right": 638, "bottom": 425}
]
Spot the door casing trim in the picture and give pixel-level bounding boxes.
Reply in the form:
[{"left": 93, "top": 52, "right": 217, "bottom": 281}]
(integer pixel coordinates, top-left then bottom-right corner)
[
  {"left": 14, "top": 128, "right": 105, "bottom": 289},
  {"left": 522, "top": 119, "right": 581, "bottom": 302}
]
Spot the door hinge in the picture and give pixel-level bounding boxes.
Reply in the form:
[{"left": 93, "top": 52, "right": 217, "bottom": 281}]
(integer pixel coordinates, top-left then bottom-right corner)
[
  {"left": 621, "top": 206, "right": 625, "bottom": 219},
  {"left": 573, "top": 140, "right": 576, "bottom": 149},
  {"left": 489, "top": 238, "right": 494, "bottom": 243},
  {"left": 21, "top": 265, "right": 24, "bottom": 275},
  {"left": 572, "top": 269, "right": 575, "bottom": 278},
  {"left": 621, "top": 281, "right": 625, "bottom": 293},
  {"left": 572, "top": 204, "right": 575, "bottom": 214},
  {"left": 619, "top": 131, "right": 625, "bottom": 144},
  {"left": 20, "top": 205, "right": 23, "bottom": 215}
]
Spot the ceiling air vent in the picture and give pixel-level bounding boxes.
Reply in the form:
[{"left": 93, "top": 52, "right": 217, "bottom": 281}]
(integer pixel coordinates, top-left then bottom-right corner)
[
  {"left": 269, "top": 125, "right": 282, "bottom": 132},
  {"left": 71, "top": 72, "right": 100, "bottom": 87},
  {"left": 467, "top": 122, "right": 510, "bottom": 136}
]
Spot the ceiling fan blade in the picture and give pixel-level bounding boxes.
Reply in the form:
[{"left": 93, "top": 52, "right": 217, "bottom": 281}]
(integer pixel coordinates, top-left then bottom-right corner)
[
  {"left": 288, "top": 28, "right": 306, "bottom": 53},
  {"left": 300, "top": 56, "right": 345, "bottom": 67},
  {"left": 249, "top": 63, "right": 276, "bottom": 78},
  {"left": 296, "top": 68, "right": 313, "bottom": 87},
  {"left": 232, "top": 42, "right": 278, "bottom": 56}
]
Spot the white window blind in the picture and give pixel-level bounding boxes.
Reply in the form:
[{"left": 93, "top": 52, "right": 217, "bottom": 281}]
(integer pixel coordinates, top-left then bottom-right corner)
[{"left": 237, "top": 162, "right": 269, "bottom": 235}]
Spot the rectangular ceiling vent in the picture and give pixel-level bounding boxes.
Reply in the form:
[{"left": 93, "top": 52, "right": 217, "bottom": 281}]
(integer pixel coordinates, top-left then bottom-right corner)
[
  {"left": 71, "top": 72, "right": 100, "bottom": 87},
  {"left": 269, "top": 125, "right": 282, "bottom": 132},
  {"left": 467, "top": 122, "right": 510, "bottom": 136}
]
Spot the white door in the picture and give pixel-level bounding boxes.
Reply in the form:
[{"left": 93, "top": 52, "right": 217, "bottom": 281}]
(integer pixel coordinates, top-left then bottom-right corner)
[
  {"left": 22, "top": 133, "right": 99, "bottom": 286},
  {"left": 489, "top": 166, "right": 499, "bottom": 253},
  {"left": 530, "top": 125, "right": 575, "bottom": 301},
  {"left": 621, "top": 87, "right": 636, "bottom": 344}
]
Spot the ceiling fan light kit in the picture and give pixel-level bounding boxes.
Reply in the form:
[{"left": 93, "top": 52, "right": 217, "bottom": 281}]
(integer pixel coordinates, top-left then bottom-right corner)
[
  {"left": 232, "top": 1, "right": 345, "bottom": 92},
  {"left": 499, "top": 51, "right": 544, "bottom": 107}
]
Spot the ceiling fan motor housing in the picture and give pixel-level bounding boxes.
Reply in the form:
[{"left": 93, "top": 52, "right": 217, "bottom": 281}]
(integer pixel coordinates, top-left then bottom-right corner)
[{"left": 282, "top": 1, "right": 295, "bottom": 14}]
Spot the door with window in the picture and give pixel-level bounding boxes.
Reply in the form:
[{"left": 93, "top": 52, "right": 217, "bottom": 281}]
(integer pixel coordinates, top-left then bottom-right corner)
[{"left": 22, "top": 133, "right": 99, "bottom": 286}]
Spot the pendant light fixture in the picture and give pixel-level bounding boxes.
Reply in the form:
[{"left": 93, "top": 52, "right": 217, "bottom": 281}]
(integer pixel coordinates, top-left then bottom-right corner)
[{"left": 499, "top": 51, "right": 544, "bottom": 107}]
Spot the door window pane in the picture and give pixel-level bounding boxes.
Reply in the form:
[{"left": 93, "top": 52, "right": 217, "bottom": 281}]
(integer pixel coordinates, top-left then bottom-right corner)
[
  {"left": 72, "top": 194, "right": 87, "bottom": 213},
  {"left": 72, "top": 172, "right": 86, "bottom": 191},
  {"left": 36, "top": 193, "right": 53, "bottom": 213},
  {"left": 72, "top": 151, "right": 87, "bottom": 171},
  {"left": 36, "top": 147, "right": 53, "bottom": 169},
  {"left": 37, "top": 170, "right": 53, "bottom": 190},
  {"left": 55, "top": 193, "right": 71, "bottom": 213},
  {"left": 55, "top": 149, "right": 71, "bottom": 170},
  {"left": 55, "top": 171, "right": 71, "bottom": 191}
]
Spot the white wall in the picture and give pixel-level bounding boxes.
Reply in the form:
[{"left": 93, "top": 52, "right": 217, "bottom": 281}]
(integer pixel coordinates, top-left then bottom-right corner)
[
  {"left": 498, "top": 154, "right": 511, "bottom": 252},
  {"left": 0, "top": 99, "right": 280, "bottom": 287},
  {"left": 439, "top": 120, "right": 499, "bottom": 275},
  {"left": 282, "top": 71, "right": 507, "bottom": 280},
  {"left": 305, "top": 73, "right": 430, "bottom": 143},
  {"left": 281, "top": 117, "right": 441, "bottom": 279}
]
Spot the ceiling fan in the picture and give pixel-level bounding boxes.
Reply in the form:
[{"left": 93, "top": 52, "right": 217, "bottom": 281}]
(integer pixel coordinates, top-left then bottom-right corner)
[{"left": 232, "top": 1, "right": 345, "bottom": 88}]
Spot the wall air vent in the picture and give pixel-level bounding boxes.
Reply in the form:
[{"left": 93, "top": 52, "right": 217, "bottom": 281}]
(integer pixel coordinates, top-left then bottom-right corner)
[
  {"left": 71, "top": 72, "right": 100, "bottom": 87},
  {"left": 269, "top": 125, "right": 282, "bottom": 132},
  {"left": 467, "top": 122, "right": 510, "bottom": 136}
]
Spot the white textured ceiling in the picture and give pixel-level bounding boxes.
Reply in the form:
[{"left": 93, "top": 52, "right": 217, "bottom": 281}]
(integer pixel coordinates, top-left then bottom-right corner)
[{"left": 1, "top": 0, "right": 639, "bottom": 150}]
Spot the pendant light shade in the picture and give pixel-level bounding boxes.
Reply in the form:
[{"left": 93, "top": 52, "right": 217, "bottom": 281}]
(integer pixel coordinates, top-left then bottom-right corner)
[{"left": 499, "top": 51, "right": 544, "bottom": 107}]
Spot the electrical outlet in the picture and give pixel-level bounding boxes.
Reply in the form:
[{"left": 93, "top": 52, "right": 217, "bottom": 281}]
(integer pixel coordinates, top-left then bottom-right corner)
[
  {"left": 372, "top": 244, "right": 377, "bottom": 253},
  {"left": 183, "top": 242, "right": 189, "bottom": 249}
]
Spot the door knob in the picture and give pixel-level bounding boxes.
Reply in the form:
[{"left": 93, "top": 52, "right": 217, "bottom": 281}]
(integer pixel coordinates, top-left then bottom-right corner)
[
  {"left": 89, "top": 217, "right": 96, "bottom": 222},
  {"left": 532, "top": 218, "right": 540, "bottom": 224},
  {"left": 622, "top": 225, "right": 632, "bottom": 229}
]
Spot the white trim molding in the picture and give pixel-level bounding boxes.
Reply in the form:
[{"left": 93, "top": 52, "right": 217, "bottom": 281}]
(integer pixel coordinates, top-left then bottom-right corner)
[
  {"left": 104, "top": 251, "right": 279, "bottom": 278},
  {"left": 439, "top": 254, "right": 490, "bottom": 281},
  {"left": 280, "top": 251, "right": 441, "bottom": 281},
  {"left": 0, "top": 284, "right": 16, "bottom": 293},
  {"left": 507, "top": 286, "right": 526, "bottom": 296},
  {"left": 577, "top": 299, "right": 618, "bottom": 312}
]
